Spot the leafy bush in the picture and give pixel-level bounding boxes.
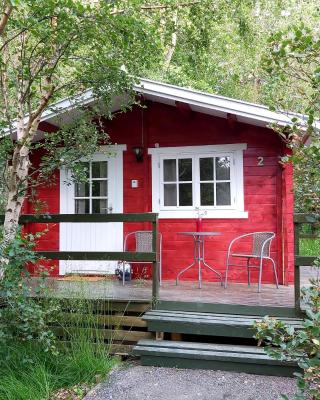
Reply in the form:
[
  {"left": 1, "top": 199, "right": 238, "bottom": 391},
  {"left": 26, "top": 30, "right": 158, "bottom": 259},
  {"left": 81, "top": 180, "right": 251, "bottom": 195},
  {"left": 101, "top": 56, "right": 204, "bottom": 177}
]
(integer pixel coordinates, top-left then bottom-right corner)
[
  {"left": 0, "top": 235, "right": 117, "bottom": 399},
  {"left": 0, "top": 230, "right": 60, "bottom": 353},
  {"left": 254, "top": 261, "right": 320, "bottom": 400}
]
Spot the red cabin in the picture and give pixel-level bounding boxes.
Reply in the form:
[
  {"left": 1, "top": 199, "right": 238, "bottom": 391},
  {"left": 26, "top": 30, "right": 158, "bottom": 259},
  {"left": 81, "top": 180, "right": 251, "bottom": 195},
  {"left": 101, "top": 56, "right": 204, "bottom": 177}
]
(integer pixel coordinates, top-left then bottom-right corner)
[{"left": 25, "top": 79, "right": 294, "bottom": 289}]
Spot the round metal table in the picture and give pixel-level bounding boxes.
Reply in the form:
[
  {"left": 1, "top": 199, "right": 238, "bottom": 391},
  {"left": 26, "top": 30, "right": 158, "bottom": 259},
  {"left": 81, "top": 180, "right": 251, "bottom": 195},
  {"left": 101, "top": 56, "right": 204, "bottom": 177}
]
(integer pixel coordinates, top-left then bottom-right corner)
[{"left": 177, "top": 232, "right": 222, "bottom": 289}]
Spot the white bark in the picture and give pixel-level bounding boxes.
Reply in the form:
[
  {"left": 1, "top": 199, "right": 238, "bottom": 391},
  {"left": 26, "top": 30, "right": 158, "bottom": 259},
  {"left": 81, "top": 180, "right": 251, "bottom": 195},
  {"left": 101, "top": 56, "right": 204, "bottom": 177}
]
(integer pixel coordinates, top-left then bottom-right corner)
[{"left": 164, "top": 10, "right": 178, "bottom": 70}]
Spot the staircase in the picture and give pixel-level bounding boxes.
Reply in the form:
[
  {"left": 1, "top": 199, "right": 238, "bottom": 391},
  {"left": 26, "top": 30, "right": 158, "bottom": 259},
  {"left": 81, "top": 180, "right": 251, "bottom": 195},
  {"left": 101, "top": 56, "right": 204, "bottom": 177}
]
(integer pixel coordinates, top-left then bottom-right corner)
[{"left": 133, "top": 309, "right": 303, "bottom": 376}]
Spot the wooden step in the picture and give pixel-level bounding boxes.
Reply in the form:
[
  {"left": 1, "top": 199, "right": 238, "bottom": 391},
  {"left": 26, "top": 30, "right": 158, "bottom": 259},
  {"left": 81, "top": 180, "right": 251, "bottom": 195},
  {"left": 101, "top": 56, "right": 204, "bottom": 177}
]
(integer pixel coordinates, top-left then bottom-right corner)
[
  {"left": 143, "top": 310, "right": 303, "bottom": 338},
  {"left": 133, "top": 339, "right": 299, "bottom": 377}
]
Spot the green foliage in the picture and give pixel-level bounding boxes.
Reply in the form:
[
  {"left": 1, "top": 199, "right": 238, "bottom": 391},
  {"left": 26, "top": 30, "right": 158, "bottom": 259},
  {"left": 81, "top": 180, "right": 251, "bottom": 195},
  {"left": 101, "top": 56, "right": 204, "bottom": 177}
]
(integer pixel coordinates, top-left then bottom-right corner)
[
  {"left": 253, "top": 261, "right": 320, "bottom": 400},
  {"left": 0, "top": 0, "right": 161, "bottom": 215},
  {"left": 293, "top": 143, "right": 320, "bottom": 213},
  {"left": 0, "top": 243, "right": 118, "bottom": 399},
  {"left": 300, "top": 238, "right": 320, "bottom": 258},
  {"left": 0, "top": 229, "right": 59, "bottom": 353},
  {"left": 261, "top": 19, "right": 320, "bottom": 214},
  {"left": 0, "top": 336, "right": 116, "bottom": 400},
  {"left": 147, "top": 0, "right": 319, "bottom": 105}
]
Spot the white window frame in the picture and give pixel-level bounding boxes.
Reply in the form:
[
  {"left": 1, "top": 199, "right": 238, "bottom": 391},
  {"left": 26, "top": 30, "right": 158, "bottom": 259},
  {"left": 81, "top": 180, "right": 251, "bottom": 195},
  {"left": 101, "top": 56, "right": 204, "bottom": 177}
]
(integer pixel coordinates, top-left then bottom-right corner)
[
  {"left": 60, "top": 145, "right": 126, "bottom": 215},
  {"left": 149, "top": 144, "right": 248, "bottom": 219}
]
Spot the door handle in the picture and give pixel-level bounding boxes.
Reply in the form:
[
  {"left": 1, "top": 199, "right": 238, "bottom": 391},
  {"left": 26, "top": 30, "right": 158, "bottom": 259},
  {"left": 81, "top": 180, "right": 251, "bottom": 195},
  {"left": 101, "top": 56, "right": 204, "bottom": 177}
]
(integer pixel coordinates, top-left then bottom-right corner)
[{"left": 107, "top": 206, "right": 113, "bottom": 213}]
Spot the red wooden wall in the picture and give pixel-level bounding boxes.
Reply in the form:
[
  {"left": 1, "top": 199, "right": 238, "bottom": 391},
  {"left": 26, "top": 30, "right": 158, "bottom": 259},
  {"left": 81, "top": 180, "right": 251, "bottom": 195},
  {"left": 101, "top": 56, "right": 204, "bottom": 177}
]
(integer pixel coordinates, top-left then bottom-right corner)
[{"left": 26, "top": 101, "right": 294, "bottom": 284}]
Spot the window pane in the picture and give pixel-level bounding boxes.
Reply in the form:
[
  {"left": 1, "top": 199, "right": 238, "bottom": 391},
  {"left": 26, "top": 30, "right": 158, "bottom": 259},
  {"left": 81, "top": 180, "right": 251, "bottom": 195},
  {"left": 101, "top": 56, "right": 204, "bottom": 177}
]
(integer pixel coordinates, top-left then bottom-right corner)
[
  {"left": 179, "top": 183, "right": 192, "bottom": 206},
  {"left": 92, "top": 180, "right": 108, "bottom": 197},
  {"left": 216, "top": 157, "right": 230, "bottom": 180},
  {"left": 92, "top": 199, "right": 108, "bottom": 214},
  {"left": 200, "top": 183, "right": 214, "bottom": 206},
  {"left": 178, "top": 159, "right": 192, "bottom": 181},
  {"left": 164, "top": 184, "right": 177, "bottom": 206},
  {"left": 74, "top": 182, "right": 89, "bottom": 197},
  {"left": 92, "top": 161, "right": 108, "bottom": 178},
  {"left": 80, "top": 162, "right": 90, "bottom": 178},
  {"left": 216, "top": 182, "right": 231, "bottom": 205},
  {"left": 163, "top": 159, "right": 176, "bottom": 182},
  {"left": 200, "top": 158, "right": 213, "bottom": 181},
  {"left": 75, "top": 199, "right": 89, "bottom": 214}
]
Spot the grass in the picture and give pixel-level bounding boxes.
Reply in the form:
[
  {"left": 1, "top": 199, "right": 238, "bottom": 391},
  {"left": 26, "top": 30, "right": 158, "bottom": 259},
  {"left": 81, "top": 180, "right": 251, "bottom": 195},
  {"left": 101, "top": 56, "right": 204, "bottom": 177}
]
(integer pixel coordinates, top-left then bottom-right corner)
[
  {"left": 300, "top": 238, "right": 320, "bottom": 257},
  {"left": 0, "top": 338, "right": 116, "bottom": 400},
  {"left": 0, "top": 294, "right": 118, "bottom": 400}
]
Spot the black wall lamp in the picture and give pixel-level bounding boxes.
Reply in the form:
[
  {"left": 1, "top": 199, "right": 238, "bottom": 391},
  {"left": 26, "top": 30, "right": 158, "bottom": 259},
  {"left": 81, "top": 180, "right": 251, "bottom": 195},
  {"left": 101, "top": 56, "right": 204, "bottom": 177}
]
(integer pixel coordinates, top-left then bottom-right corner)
[{"left": 133, "top": 146, "right": 144, "bottom": 162}]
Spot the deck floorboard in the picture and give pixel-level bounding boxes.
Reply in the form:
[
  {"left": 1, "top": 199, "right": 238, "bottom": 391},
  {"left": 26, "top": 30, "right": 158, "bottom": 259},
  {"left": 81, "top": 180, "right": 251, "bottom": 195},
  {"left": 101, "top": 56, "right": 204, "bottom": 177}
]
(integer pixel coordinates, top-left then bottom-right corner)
[{"left": 28, "top": 266, "right": 315, "bottom": 308}]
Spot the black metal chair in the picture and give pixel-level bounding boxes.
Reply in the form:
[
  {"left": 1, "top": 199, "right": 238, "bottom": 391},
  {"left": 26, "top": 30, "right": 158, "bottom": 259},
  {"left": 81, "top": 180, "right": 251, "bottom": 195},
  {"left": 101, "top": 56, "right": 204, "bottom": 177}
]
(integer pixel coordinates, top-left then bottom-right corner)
[{"left": 224, "top": 232, "right": 279, "bottom": 292}]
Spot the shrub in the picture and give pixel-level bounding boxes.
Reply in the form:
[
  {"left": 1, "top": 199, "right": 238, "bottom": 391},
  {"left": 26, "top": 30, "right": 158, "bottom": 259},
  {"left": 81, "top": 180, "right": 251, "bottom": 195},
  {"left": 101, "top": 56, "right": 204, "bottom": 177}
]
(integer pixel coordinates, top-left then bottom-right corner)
[
  {"left": 0, "top": 229, "right": 60, "bottom": 353},
  {"left": 254, "top": 261, "right": 320, "bottom": 400}
]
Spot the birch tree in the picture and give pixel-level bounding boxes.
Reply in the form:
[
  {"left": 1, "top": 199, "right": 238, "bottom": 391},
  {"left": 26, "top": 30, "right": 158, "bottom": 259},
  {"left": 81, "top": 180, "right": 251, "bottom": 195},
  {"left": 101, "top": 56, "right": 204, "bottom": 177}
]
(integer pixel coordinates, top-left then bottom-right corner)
[{"left": 0, "top": 0, "right": 161, "bottom": 248}]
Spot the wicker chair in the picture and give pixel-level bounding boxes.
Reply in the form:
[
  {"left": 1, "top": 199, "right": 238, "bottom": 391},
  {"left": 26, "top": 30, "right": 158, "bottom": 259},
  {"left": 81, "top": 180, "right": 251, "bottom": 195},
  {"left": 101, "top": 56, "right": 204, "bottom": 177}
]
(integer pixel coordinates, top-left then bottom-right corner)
[
  {"left": 224, "top": 232, "right": 278, "bottom": 292},
  {"left": 122, "top": 231, "right": 162, "bottom": 286}
]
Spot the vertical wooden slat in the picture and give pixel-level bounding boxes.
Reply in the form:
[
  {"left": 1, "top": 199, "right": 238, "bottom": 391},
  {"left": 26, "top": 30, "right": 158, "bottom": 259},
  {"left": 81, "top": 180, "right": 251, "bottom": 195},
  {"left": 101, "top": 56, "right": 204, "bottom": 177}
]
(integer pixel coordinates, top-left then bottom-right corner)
[
  {"left": 294, "top": 222, "right": 301, "bottom": 315},
  {"left": 294, "top": 222, "right": 300, "bottom": 256},
  {"left": 152, "top": 216, "right": 159, "bottom": 307}
]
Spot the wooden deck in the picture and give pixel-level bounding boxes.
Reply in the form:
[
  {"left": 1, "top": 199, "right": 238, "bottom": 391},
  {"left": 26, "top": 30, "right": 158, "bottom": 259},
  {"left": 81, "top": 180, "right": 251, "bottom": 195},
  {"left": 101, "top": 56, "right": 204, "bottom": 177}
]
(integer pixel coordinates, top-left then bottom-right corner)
[{"left": 30, "top": 265, "right": 315, "bottom": 309}]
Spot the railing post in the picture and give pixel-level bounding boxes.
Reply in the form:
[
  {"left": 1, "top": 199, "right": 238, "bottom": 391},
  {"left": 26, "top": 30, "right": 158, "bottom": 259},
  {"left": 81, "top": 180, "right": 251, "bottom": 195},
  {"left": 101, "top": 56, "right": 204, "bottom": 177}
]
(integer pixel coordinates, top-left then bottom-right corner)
[
  {"left": 152, "top": 215, "right": 159, "bottom": 308},
  {"left": 294, "top": 222, "right": 301, "bottom": 315}
]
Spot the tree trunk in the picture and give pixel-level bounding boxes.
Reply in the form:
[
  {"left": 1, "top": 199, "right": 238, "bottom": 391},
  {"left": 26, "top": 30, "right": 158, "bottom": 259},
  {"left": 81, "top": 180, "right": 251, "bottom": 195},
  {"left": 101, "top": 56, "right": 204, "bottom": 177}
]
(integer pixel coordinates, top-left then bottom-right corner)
[
  {"left": 4, "top": 147, "right": 29, "bottom": 231},
  {"left": 0, "top": 144, "right": 30, "bottom": 278},
  {"left": 164, "top": 10, "right": 178, "bottom": 70}
]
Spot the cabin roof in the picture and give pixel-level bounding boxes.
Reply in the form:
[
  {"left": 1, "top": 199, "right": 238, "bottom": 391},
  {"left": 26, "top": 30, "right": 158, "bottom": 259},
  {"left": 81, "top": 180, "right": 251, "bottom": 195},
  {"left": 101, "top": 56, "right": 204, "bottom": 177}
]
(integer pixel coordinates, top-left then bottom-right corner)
[{"left": 5, "top": 78, "right": 312, "bottom": 139}]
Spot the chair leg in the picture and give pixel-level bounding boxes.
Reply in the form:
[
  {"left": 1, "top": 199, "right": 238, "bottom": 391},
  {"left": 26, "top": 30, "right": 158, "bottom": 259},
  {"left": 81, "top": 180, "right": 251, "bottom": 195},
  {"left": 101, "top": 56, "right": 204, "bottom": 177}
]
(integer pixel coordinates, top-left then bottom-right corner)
[
  {"left": 270, "top": 258, "right": 279, "bottom": 289},
  {"left": 258, "top": 258, "right": 263, "bottom": 293},
  {"left": 224, "top": 258, "right": 230, "bottom": 289},
  {"left": 122, "top": 261, "right": 125, "bottom": 286},
  {"left": 159, "top": 260, "right": 162, "bottom": 287}
]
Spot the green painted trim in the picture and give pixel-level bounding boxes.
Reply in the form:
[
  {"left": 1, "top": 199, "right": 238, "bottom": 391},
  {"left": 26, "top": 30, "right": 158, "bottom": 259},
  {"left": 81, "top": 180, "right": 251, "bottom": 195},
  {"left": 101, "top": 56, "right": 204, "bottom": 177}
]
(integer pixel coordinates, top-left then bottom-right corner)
[
  {"left": 134, "top": 340, "right": 299, "bottom": 376},
  {"left": 156, "top": 301, "right": 298, "bottom": 317},
  {"left": 143, "top": 311, "right": 302, "bottom": 337},
  {"left": 139, "top": 355, "right": 298, "bottom": 377},
  {"left": 37, "top": 251, "right": 156, "bottom": 261},
  {"left": 152, "top": 217, "right": 160, "bottom": 306},
  {"left": 294, "top": 213, "right": 320, "bottom": 224},
  {"left": 146, "top": 319, "right": 255, "bottom": 338},
  {"left": 0, "top": 213, "right": 158, "bottom": 224},
  {"left": 295, "top": 256, "right": 317, "bottom": 266}
]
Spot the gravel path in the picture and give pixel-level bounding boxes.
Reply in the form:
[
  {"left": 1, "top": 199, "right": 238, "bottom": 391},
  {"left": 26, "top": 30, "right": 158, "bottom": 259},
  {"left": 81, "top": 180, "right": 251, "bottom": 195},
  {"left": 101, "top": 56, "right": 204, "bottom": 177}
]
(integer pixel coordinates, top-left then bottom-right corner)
[{"left": 84, "top": 364, "right": 297, "bottom": 400}]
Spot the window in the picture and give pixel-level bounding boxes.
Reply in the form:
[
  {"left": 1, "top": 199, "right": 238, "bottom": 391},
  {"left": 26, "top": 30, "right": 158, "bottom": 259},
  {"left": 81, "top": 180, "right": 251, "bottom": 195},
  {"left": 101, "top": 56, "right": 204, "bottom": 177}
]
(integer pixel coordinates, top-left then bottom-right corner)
[
  {"left": 163, "top": 158, "right": 193, "bottom": 206},
  {"left": 149, "top": 144, "right": 248, "bottom": 219},
  {"left": 74, "top": 161, "right": 109, "bottom": 214}
]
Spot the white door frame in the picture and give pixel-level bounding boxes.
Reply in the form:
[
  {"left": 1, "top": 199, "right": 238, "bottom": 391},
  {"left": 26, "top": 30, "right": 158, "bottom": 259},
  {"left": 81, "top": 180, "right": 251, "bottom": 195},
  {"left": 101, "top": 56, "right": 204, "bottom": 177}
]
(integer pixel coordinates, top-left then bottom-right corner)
[{"left": 59, "top": 145, "right": 126, "bottom": 275}]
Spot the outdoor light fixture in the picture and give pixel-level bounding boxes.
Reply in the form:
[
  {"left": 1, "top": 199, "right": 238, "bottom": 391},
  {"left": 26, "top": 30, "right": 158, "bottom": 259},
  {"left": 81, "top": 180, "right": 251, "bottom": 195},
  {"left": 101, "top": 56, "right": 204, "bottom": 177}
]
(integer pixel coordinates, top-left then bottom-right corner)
[{"left": 133, "top": 146, "right": 143, "bottom": 162}]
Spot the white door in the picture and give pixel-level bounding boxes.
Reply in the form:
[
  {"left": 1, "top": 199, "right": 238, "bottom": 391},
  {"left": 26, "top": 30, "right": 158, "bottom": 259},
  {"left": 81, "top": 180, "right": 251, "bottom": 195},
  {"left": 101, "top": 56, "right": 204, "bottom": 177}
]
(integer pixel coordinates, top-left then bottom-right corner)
[{"left": 59, "top": 146, "right": 126, "bottom": 275}]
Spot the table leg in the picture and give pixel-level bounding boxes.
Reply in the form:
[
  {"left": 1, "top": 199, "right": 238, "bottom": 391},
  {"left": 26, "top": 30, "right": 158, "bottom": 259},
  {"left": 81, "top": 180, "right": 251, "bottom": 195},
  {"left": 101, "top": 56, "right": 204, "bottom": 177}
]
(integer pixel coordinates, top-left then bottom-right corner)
[
  {"left": 198, "top": 236, "right": 202, "bottom": 289},
  {"left": 176, "top": 261, "right": 196, "bottom": 285}
]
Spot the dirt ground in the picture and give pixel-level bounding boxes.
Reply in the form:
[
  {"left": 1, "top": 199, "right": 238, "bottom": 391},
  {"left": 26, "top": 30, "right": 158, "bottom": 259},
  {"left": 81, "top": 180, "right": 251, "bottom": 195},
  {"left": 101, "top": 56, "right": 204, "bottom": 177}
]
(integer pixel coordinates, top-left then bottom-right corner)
[{"left": 84, "top": 364, "right": 297, "bottom": 400}]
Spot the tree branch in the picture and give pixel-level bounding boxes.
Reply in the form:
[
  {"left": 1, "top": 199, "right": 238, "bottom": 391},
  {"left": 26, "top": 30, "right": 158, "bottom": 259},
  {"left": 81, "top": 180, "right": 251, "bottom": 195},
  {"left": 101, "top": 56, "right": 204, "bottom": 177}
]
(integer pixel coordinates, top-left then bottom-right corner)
[
  {"left": 0, "top": 2, "right": 13, "bottom": 36},
  {"left": 164, "top": 9, "right": 178, "bottom": 70},
  {"left": 111, "top": 1, "right": 200, "bottom": 15}
]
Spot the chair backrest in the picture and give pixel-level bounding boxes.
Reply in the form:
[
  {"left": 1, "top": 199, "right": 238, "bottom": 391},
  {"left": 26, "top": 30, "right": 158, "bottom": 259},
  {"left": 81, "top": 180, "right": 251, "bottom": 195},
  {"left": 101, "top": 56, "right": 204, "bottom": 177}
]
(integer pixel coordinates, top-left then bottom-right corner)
[
  {"left": 252, "top": 232, "right": 275, "bottom": 257},
  {"left": 135, "top": 231, "right": 153, "bottom": 252}
]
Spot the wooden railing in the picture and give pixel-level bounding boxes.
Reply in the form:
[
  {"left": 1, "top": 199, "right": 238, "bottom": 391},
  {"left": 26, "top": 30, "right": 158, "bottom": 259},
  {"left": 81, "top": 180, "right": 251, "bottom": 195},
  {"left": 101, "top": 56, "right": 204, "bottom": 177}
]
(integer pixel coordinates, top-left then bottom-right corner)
[
  {"left": 294, "top": 213, "right": 319, "bottom": 314},
  {"left": 0, "top": 213, "right": 160, "bottom": 305},
  {"left": 1, "top": 212, "right": 319, "bottom": 313}
]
